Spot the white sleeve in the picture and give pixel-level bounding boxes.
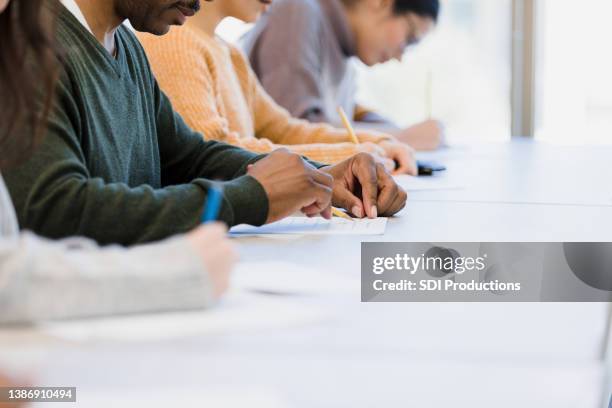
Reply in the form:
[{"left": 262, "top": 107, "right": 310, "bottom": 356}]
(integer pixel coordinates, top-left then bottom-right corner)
[{"left": 0, "top": 232, "right": 212, "bottom": 324}]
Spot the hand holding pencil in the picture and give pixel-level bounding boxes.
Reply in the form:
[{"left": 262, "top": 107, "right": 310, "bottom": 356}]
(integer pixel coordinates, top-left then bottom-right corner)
[{"left": 337, "top": 107, "right": 417, "bottom": 176}]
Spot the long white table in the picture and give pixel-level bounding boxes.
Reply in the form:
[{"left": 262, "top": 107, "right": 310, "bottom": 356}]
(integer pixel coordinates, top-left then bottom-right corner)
[{"left": 0, "top": 139, "right": 610, "bottom": 408}]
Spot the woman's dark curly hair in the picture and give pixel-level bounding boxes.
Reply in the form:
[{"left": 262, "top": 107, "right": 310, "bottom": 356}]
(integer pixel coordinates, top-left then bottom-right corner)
[{"left": 0, "top": 0, "right": 61, "bottom": 170}]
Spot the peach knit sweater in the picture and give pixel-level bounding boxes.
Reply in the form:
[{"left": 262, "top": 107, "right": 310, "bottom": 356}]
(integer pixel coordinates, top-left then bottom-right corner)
[{"left": 138, "top": 26, "right": 390, "bottom": 164}]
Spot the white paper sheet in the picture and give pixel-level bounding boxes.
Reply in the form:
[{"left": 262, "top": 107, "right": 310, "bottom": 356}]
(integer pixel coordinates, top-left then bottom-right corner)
[
  {"left": 230, "top": 217, "right": 387, "bottom": 236},
  {"left": 394, "top": 175, "right": 465, "bottom": 192}
]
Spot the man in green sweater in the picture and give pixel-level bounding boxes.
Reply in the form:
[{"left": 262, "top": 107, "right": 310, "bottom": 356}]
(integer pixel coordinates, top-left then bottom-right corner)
[{"left": 4, "top": 0, "right": 407, "bottom": 246}]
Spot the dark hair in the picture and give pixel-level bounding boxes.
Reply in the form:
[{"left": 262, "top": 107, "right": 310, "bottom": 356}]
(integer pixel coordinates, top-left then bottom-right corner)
[
  {"left": 0, "top": 0, "right": 61, "bottom": 170},
  {"left": 393, "top": 0, "right": 440, "bottom": 21},
  {"left": 342, "top": 0, "right": 440, "bottom": 22}
]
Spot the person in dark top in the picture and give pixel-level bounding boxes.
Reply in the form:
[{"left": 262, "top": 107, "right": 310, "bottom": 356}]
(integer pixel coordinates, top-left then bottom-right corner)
[{"left": 4, "top": 0, "right": 407, "bottom": 246}]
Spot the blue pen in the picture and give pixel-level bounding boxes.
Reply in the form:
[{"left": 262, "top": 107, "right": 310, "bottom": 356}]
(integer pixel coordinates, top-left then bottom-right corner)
[{"left": 201, "top": 184, "right": 223, "bottom": 224}]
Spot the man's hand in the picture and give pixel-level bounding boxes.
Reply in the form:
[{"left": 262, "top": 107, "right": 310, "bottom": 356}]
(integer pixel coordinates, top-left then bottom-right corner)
[
  {"left": 248, "top": 149, "right": 333, "bottom": 223},
  {"left": 397, "top": 119, "right": 445, "bottom": 151},
  {"left": 322, "top": 153, "right": 407, "bottom": 219},
  {"left": 378, "top": 140, "right": 418, "bottom": 175},
  {"left": 355, "top": 142, "right": 395, "bottom": 173}
]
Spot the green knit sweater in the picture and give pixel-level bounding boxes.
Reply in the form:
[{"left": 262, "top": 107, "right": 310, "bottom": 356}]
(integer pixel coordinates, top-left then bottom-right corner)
[{"left": 4, "top": 8, "right": 270, "bottom": 246}]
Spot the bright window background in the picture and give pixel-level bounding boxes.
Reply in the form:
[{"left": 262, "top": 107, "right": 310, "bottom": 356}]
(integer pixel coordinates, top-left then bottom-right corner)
[
  {"left": 356, "top": 0, "right": 512, "bottom": 143},
  {"left": 535, "top": 0, "right": 612, "bottom": 144}
]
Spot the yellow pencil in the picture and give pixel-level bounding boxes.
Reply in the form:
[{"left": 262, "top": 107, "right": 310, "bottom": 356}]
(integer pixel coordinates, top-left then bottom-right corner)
[
  {"left": 332, "top": 206, "right": 353, "bottom": 221},
  {"left": 337, "top": 106, "right": 360, "bottom": 145}
]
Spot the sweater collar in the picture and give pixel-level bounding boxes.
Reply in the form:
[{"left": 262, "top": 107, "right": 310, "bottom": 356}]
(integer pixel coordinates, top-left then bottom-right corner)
[{"left": 318, "top": 0, "right": 356, "bottom": 57}]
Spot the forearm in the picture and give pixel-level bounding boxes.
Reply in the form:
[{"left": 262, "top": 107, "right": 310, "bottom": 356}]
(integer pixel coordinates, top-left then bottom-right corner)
[
  {"left": 0, "top": 233, "right": 212, "bottom": 324},
  {"left": 280, "top": 143, "right": 359, "bottom": 165},
  {"left": 6, "top": 172, "right": 268, "bottom": 245},
  {"left": 160, "top": 127, "right": 267, "bottom": 182}
]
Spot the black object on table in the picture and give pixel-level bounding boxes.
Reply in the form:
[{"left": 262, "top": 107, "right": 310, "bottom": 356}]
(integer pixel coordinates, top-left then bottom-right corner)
[{"left": 417, "top": 160, "right": 447, "bottom": 176}]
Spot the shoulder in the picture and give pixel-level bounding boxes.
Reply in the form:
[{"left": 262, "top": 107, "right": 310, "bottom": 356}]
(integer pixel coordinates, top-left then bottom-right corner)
[
  {"left": 117, "top": 25, "right": 150, "bottom": 63},
  {"left": 252, "top": 0, "right": 324, "bottom": 46},
  {"left": 268, "top": 0, "right": 324, "bottom": 21},
  {"left": 243, "top": 0, "right": 324, "bottom": 58},
  {"left": 134, "top": 26, "right": 222, "bottom": 83},
  {"left": 267, "top": 0, "right": 325, "bottom": 36},
  {"left": 224, "top": 40, "right": 249, "bottom": 66},
  {"left": 223, "top": 40, "right": 260, "bottom": 84},
  {"left": 137, "top": 24, "right": 204, "bottom": 53},
  {"left": 138, "top": 26, "right": 217, "bottom": 67}
]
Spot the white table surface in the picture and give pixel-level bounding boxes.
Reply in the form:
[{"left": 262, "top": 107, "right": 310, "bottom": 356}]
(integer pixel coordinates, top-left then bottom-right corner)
[
  {"left": 0, "top": 139, "right": 610, "bottom": 408},
  {"left": 410, "top": 139, "right": 612, "bottom": 207}
]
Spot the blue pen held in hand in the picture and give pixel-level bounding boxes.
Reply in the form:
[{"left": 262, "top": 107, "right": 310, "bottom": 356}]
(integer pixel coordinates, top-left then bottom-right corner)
[{"left": 201, "top": 184, "right": 223, "bottom": 224}]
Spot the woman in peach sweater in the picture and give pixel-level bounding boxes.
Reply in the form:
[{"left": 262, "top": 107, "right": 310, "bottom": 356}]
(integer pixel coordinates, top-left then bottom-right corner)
[{"left": 138, "top": 0, "right": 417, "bottom": 175}]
